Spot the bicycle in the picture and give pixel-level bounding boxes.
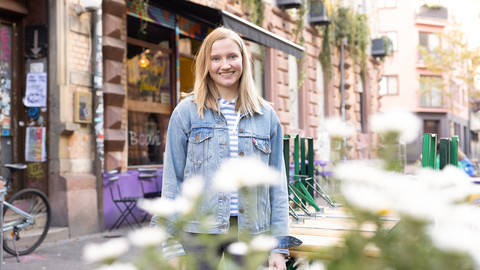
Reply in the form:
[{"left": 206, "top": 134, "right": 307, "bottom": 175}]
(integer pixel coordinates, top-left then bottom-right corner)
[{"left": 0, "top": 163, "right": 51, "bottom": 261}]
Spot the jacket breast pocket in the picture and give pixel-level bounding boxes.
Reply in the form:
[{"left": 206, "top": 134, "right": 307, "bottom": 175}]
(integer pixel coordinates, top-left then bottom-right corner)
[
  {"left": 187, "top": 128, "right": 214, "bottom": 167},
  {"left": 252, "top": 136, "right": 271, "bottom": 162}
]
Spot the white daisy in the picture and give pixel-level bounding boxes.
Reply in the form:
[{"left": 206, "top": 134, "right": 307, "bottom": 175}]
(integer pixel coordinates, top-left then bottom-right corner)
[
  {"left": 227, "top": 242, "right": 249, "bottom": 256},
  {"left": 249, "top": 235, "right": 278, "bottom": 251},
  {"left": 83, "top": 238, "right": 129, "bottom": 263},
  {"left": 370, "top": 108, "right": 421, "bottom": 143},
  {"left": 213, "top": 157, "right": 281, "bottom": 191},
  {"left": 128, "top": 227, "right": 167, "bottom": 247},
  {"left": 324, "top": 117, "right": 356, "bottom": 138}
]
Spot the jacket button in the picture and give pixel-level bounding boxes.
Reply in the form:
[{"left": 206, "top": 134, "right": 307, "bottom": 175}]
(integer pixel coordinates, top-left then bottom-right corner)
[
  {"left": 239, "top": 209, "right": 245, "bottom": 214},
  {"left": 239, "top": 128, "right": 244, "bottom": 133},
  {"left": 239, "top": 152, "right": 244, "bottom": 156}
]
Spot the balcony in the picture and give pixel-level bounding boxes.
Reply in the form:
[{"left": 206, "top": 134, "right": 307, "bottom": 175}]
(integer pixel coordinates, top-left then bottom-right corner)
[
  {"left": 277, "top": 0, "right": 301, "bottom": 9},
  {"left": 416, "top": 4, "right": 448, "bottom": 26},
  {"left": 309, "top": 0, "right": 330, "bottom": 26}
]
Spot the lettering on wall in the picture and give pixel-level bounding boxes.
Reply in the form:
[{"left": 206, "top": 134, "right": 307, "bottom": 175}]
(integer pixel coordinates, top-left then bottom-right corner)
[{"left": 128, "top": 129, "right": 162, "bottom": 146}]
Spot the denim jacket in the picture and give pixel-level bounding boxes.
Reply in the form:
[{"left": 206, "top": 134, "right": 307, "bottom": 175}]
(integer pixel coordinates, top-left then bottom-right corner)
[{"left": 152, "top": 96, "right": 292, "bottom": 255}]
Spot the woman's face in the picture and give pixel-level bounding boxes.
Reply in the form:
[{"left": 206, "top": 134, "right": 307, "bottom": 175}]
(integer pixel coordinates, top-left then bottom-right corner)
[{"left": 208, "top": 38, "right": 243, "bottom": 97}]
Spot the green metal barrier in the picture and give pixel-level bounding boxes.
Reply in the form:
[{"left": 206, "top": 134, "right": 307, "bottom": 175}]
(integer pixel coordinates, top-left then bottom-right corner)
[
  {"left": 284, "top": 134, "right": 335, "bottom": 219},
  {"left": 421, "top": 134, "right": 459, "bottom": 170}
]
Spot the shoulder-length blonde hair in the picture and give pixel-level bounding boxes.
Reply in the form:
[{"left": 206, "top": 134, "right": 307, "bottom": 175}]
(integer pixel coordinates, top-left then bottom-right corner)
[{"left": 191, "top": 26, "right": 268, "bottom": 118}]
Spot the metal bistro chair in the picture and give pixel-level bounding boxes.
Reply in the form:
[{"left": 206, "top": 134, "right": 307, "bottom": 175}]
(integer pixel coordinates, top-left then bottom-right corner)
[
  {"left": 138, "top": 168, "right": 162, "bottom": 199},
  {"left": 106, "top": 170, "right": 142, "bottom": 231},
  {"left": 137, "top": 168, "right": 162, "bottom": 222}
]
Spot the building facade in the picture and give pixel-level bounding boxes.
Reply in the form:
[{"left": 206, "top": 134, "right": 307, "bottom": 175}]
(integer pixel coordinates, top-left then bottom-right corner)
[
  {"left": 377, "top": 0, "right": 472, "bottom": 163},
  {"left": 0, "top": 0, "right": 382, "bottom": 235}
]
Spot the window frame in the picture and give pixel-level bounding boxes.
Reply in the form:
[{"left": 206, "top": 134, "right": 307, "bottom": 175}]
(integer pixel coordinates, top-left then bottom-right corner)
[
  {"left": 419, "top": 75, "right": 443, "bottom": 108},
  {"left": 378, "top": 0, "right": 397, "bottom": 8},
  {"left": 379, "top": 75, "right": 398, "bottom": 96}
]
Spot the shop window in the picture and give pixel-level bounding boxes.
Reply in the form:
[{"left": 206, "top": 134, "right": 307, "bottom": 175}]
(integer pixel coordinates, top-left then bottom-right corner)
[
  {"left": 127, "top": 18, "right": 174, "bottom": 166},
  {"left": 178, "top": 37, "right": 202, "bottom": 98}
]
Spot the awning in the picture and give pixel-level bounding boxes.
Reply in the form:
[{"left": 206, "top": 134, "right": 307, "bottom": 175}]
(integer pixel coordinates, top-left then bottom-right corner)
[
  {"left": 221, "top": 10, "right": 305, "bottom": 58},
  {"left": 157, "top": 0, "right": 305, "bottom": 58}
]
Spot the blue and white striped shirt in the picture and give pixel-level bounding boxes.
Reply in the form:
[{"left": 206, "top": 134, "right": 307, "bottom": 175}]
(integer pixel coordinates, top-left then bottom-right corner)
[{"left": 218, "top": 97, "right": 240, "bottom": 216}]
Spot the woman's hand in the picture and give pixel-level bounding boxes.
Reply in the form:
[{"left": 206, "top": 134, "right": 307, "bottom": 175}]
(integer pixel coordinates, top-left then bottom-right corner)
[
  {"left": 167, "top": 256, "right": 186, "bottom": 270},
  {"left": 268, "top": 253, "right": 286, "bottom": 270}
]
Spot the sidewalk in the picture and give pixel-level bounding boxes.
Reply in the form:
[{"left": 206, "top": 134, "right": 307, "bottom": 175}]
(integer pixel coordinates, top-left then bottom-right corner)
[{"left": 2, "top": 225, "right": 142, "bottom": 270}]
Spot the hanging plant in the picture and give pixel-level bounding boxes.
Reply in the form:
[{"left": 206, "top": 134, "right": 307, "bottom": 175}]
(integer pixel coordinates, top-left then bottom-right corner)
[
  {"left": 318, "top": 2, "right": 370, "bottom": 81},
  {"left": 242, "top": 0, "right": 265, "bottom": 26}
]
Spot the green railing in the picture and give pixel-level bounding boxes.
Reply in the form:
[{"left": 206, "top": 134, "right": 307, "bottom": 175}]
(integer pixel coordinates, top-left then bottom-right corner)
[
  {"left": 421, "top": 133, "right": 459, "bottom": 170},
  {"left": 284, "top": 134, "right": 335, "bottom": 220}
]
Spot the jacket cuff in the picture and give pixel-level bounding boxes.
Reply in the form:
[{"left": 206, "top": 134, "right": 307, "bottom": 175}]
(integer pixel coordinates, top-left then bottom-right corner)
[
  {"left": 271, "top": 248, "right": 289, "bottom": 256},
  {"left": 162, "top": 240, "right": 186, "bottom": 260},
  {"left": 274, "top": 235, "right": 303, "bottom": 249}
]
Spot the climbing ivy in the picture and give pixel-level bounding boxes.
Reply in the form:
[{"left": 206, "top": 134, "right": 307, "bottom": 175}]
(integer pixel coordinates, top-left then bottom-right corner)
[
  {"left": 318, "top": 2, "right": 370, "bottom": 81},
  {"left": 242, "top": 0, "right": 265, "bottom": 26}
]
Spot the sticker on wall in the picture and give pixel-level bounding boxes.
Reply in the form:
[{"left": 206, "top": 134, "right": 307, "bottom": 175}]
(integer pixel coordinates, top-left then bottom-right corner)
[
  {"left": 2, "top": 116, "right": 10, "bottom": 129},
  {"left": 27, "top": 107, "right": 40, "bottom": 120},
  {"left": 1, "top": 129, "right": 9, "bottom": 136}
]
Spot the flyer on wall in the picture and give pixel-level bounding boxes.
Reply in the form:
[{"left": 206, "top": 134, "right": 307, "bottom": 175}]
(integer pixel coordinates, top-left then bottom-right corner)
[{"left": 25, "top": 126, "right": 46, "bottom": 162}]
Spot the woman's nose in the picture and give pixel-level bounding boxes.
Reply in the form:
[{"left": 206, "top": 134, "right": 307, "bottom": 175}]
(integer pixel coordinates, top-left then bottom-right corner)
[{"left": 221, "top": 59, "right": 231, "bottom": 68}]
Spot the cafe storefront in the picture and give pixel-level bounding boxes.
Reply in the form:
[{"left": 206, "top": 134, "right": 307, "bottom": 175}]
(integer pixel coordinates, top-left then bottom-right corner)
[{"left": 102, "top": 0, "right": 304, "bottom": 229}]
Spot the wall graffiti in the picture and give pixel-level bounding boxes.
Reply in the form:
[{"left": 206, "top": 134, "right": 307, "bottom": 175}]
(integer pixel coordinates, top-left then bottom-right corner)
[
  {"left": 1, "top": 26, "right": 11, "bottom": 62},
  {"left": 27, "top": 162, "right": 45, "bottom": 180}
]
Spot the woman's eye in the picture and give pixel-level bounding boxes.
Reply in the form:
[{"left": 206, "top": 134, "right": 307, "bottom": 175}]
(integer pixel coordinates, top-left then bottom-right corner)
[
  {"left": 229, "top": 55, "right": 238, "bottom": 59},
  {"left": 211, "top": 57, "right": 220, "bottom": 61}
]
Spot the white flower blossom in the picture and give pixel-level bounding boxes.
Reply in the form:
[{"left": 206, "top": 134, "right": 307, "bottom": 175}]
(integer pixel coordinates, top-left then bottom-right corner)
[
  {"left": 324, "top": 117, "right": 356, "bottom": 138},
  {"left": 370, "top": 108, "right": 421, "bottom": 143},
  {"left": 137, "top": 197, "right": 178, "bottom": 217},
  {"left": 83, "top": 238, "right": 129, "bottom": 263},
  {"left": 227, "top": 242, "right": 249, "bottom": 255},
  {"left": 128, "top": 227, "right": 167, "bottom": 247},
  {"left": 308, "top": 261, "right": 327, "bottom": 270},
  {"left": 213, "top": 157, "right": 280, "bottom": 191},
  {"left": 181, "top": 176, "right": 204, "bottom": 200},
  {"left": 249, "top": 235, "right": 278, "bottom": 251},
  {"left": 335, "top": 161, "right": 480, "bottom": 221},
  {"left": 137, "top": 196, "right": 194, "bottom": 217},
  {"left": 96, "top": 262, "right": 138, "bottom": 270}
]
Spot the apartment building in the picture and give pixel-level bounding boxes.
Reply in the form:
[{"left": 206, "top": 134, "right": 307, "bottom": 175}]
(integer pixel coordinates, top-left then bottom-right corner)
[{"left": 377, "top": 0, "right": 472, "bottom": 163}]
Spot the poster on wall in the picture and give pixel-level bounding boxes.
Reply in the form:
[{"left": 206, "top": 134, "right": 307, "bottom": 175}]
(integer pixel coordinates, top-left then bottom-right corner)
[
  {"left": 25, "top": 126, "right": 46, "bottom": 162},
  {"left": 23, "top": 72, "right": 47, "bottom": 107}
]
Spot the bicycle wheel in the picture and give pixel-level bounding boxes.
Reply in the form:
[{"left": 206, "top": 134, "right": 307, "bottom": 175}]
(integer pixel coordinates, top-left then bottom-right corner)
[{"left": 3, "top": 188, "right": 51, "bottom": 255}]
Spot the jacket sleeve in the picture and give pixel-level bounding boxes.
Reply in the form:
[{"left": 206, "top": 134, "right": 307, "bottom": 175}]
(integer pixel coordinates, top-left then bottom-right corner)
[{"left": 269, "top": 117, "right": 290, "bottom": 238}]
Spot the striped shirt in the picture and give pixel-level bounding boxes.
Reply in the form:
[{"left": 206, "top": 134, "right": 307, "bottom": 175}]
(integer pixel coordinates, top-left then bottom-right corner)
[
  {"left": 218, "top": 97, "right": 240, "bottom": 216},
  {"left": 162, "top": 98, "right": 287, "bottom": 259}
]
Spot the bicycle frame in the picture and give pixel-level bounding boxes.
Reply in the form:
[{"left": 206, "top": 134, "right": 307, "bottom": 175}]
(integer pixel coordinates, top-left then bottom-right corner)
[{"left": 0, "top": 187, "right": 36, "bottom": 232}]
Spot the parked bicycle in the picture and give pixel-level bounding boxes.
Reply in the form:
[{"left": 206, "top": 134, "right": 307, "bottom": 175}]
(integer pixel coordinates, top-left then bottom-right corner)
[{"left": 1, "top": 163, "right": 51, "bottom": 261}]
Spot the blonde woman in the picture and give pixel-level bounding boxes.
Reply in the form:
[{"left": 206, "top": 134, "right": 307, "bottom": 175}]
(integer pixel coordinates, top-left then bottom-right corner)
[{"left": 152, "top": 27, "right": 292, "bottom": 270}]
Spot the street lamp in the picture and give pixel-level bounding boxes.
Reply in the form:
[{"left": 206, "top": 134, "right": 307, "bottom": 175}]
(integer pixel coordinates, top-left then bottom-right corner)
[{"left": 74, "top": 0, "right": 102, "bottom": 15}]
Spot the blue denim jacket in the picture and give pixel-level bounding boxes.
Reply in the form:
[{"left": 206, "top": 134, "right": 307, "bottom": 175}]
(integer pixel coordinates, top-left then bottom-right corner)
[{"left": 153, "top": 96, "right": 292, "bottom": 253}]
